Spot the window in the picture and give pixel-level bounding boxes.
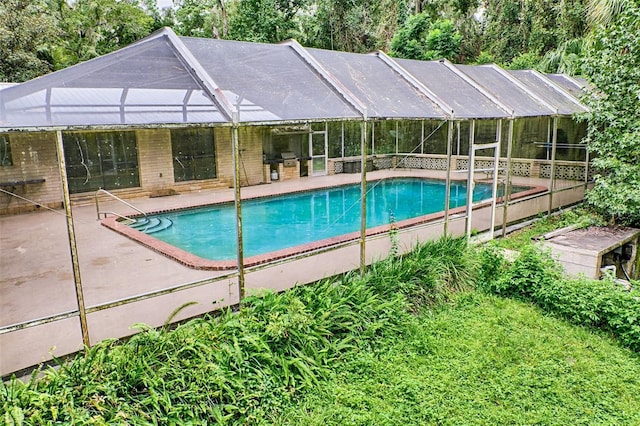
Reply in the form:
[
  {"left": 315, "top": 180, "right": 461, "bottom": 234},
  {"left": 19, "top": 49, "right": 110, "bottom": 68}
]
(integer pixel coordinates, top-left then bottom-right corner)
[
  {"left": 397, "top": 121, "right": 422, "bottom": 154},
  {"left": 0, "top": 134, "right": 12, "bottom": 166},
  {"left": 343, "top": 122, "right": 363, "bottom": 157},
  {"left": 373, "top": 121, "right": 397, "bottom": 155},
  {"left": 63, "top": 131, "right": 140, "bottom": 193},
  {"left": 171, "top": 128, "right": 216, "bottom": 182}
]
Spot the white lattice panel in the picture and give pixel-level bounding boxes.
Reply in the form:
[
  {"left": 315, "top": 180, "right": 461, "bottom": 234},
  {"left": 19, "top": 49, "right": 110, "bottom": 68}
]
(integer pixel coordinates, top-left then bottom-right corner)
[
  {"left": 511, "top": 161, "right": 531, "bottom": 177},
  {"left": 540, "top": 164, "right": 587, "bottom": 180}
]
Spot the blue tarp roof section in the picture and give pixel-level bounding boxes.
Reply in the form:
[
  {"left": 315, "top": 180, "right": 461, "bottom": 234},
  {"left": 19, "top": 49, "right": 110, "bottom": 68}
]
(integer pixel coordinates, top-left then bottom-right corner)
[
  {"left": 508, "top": 70, "right": 588, "bottom": 115},
  {"left": 457, "top": 65, "right": 555, "bottom": 117},
  {"left": 181, "top": 38, "right": 362, "bottom": 122},
  {"left": 0, "top": 27, "right": 587, "bottom": 131},
  {"left": 305, "top": 48, "right": 448, "bottom": 119},
  {"left": 0, "top": 33, "right": 229, "bottom": 129},
  {"left": 396, "top": 59, "right": 510, "bottom": 119}
]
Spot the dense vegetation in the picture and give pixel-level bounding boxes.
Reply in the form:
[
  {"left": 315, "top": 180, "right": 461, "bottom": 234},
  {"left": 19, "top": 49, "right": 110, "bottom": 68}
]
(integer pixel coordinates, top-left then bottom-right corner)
[
  {"left": 2, "top": 233, "right": 639, "bottom": 424},
  {"left": 0, "top": 0, "right": 620, "bottom": 79}
]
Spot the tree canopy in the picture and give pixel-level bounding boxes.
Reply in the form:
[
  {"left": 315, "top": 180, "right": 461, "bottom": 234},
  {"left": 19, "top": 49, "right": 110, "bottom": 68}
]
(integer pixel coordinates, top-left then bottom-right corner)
[
  {"left": 0, "top": 0, "right": 56, "bottom": 82},
  {"left": 581, "top": 2, "right": 640, "bottom": 225}
]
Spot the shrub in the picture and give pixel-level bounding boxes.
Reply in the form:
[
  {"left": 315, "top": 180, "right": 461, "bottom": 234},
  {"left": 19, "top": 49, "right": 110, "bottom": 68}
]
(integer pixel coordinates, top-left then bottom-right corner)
[{"left": 483, "top": 245, "right": 640, "bottom": 352}]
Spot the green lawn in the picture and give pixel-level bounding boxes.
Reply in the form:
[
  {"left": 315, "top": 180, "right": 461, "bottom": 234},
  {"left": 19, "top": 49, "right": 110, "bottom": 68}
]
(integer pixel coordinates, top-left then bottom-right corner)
[
  {"left": 272, "top": 292, "right": 640, "bottom": 425},
  {"left": 3, "top": 234, "right": 639, "bottom": 425}
]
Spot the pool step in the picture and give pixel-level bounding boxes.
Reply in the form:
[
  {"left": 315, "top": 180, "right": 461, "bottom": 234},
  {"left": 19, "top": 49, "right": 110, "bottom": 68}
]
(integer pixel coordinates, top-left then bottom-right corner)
[
  {"left": 129, "top": 217, "right": 173, "bottom": 234},
  {"left": 130, "top": 217, "right": 151, "bottom": 229},
  {"left": 144, "top": 217, "right": 174, "bottom": 234}
]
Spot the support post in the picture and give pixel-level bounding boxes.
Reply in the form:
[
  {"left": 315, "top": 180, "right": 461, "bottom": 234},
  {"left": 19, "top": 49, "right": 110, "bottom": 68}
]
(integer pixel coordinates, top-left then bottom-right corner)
[
  {"left": 487, "top": 120, "right": 502, "bottom": 240},
  {"left": 502, "top": 119, "right": 514, "bottom": 237},
  {"left": 465, "top": 120, "right": 476, "bottom": 238},
  {"left": 55, "top": 131, "right": 90, "bottom": 348},
  {"left": 232, "top": 116, "right": 245, "bottom": 301},
  {"left": 360, "top": 120, "right": 368, "bottom": 276},
  {"left": 548, "top": 117, "right": 558, "bottom": 215},
  {"left": 444, "top": 120, "right": 453, "bottom": 234}
]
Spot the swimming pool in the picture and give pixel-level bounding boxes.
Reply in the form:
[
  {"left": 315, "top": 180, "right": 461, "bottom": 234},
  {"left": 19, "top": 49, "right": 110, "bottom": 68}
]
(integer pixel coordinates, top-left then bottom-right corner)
[{"left": 116, "top": 177, "right": 525, "bottom": 265}]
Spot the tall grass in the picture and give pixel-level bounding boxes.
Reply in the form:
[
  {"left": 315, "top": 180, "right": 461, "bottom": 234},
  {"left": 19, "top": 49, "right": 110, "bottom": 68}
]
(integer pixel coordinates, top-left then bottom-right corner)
[
  {"left": 272, "top": 292, "right": 640, "bottom": 425},
  {"left": 2, "top": 237, "right": 475, "bottom": 424}
]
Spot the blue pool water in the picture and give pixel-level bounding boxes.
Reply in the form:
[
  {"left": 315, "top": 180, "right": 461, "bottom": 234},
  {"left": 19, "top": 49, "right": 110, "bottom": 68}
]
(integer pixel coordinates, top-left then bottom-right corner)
[{"left": 134, "top": 178, "right": 505, "bottom": 260}]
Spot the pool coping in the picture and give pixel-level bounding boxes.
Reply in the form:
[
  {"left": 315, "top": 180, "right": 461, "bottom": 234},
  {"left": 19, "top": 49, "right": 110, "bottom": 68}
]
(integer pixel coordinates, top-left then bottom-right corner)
[{"left": 101, "top": 179, "right": 548, "bottom": 270}]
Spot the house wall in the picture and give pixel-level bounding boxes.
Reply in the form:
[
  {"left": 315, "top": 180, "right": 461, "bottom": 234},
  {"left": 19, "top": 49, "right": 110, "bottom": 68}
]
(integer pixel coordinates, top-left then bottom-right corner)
[
  {"left": 0, "top": 133, "right": 63, "bottom": 215},
  {"left": 215, "top": 126, "right": 267, "bottom": 187},
  {"left": 137, "top": 129, "right": 175, "bottom": 191}
]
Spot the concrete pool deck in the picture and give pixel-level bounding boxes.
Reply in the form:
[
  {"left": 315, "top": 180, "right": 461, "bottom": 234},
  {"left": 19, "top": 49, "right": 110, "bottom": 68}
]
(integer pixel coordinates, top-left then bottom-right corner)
[{"left": 0, "top": 170, "right": 582, "bottom": 375}]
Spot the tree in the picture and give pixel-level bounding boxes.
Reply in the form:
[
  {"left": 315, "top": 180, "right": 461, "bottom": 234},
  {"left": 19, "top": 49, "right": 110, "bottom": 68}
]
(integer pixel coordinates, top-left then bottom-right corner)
[
  {"left": 582, "top": 3, "right": 640, "bottom": 225},
  {"left": 424, "top": 19, "right": 462, "bottom": 60},
  {"left": 390, "top": 14, "right": 461, "bottom": 61},
  {"left": 47, "top": 0, "right": 155, "bottom": 69},
  {"left": 175, "top": 0, "right": 229, "bottom": 38},
  {"left": 390, "top": 12, "right": 432, "bottom": 59},
  {"left": 587, "top": 0, "right": 625, "bottom": 26},
  {"left": 481, "top": 0, "right": 587, "bottom": 65},
  {"left": 227, "top": 0, "right": 307, "bottom": 43},
  {"left": 301, "top": 0, "right": 408, "bottom": 53},
  {"left": 0, "top": 0, "right": 56, "bottom": 82}
]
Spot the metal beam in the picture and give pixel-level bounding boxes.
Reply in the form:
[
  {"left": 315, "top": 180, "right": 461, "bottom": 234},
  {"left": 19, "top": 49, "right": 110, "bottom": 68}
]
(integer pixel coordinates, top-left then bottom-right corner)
[
  {"left": 502, "top": 119, "right": 514, "bottom": 237},
  {"left": 487, "top": 64, "right": 558, "bottom": 114},
  {"left": 441, "top": 60, "right": 513, "bottom": 117},
  {"left": 444, "top": 120, "right": 454, "bottom": 234},
  {"left": 284, "top": 39, "right": 368, "bottom": 119},
  {"left": 528, "top": 70, "right": 589, "bottom": 112},
  {"left": 55, "top": 130, "right": 90, "bottom": 347},
  {"left": 360, "top": 119, "right": 368, "bottom": 276},
  {"left": 164, "top": 28, "right": 237, "bottom": 122},
  {"left": 231, "top": 111, "right": 245, "bottom": 300},
  {"left": 375, "top": 51, "right": 454, "bottom": 118},
  {"left": 548, "top": 117, "right": 558, "bottom": 214}
]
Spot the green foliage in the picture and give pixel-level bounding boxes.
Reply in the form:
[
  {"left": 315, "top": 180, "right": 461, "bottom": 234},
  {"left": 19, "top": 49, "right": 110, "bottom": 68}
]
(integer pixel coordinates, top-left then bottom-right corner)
[
  {"left": 227, "top": 0, "right": 306, "bottom": 43},
  {"left": 273, "top": 292, "right": 640, "bottom": 425},
  {"left": 174, "top": 0, "right": 224, "bottom": 38},
  {"left": 582, "top": 3, "right": 640, "bottom": 226},
  {"left": 483, "top": 245, "right": 640, "bottom": 353},
  {"left": 367, "top": 236, "right": 478, "bottom": 308},
  {"left": 390, "top": 14, "right": 462, "bottom": 61},
  {"left": 474, "top": 50, "right": 495, "bottom": 65},
  {"left": 390, "top": 12, "right": 431, "bottom": 59},
  {"left": 539, "top": 38, "right": 583, "bottom": 75},
  {"left": 489, "top": 245, "right": 562, "bottom": 298},
  {"left": 301, "top": 0, "right": 407, "bottom": 53},
  {"left": 507, "top": 52, "right": 543, "bottom": 70},
  {"left": 47, "top": 0, "right": 156, "bottom": 69},
  {"left": 0, "top": 0, "right": 56, "bottom": 82},
  {"left": 3, "top": 235, "right": 639, "bottom": 423},
  {"left": 424, "top": 19, "right": 462, "bottom": 60},
  {"left": 481, "top": 0, "right": 586, "bottom": 66}
]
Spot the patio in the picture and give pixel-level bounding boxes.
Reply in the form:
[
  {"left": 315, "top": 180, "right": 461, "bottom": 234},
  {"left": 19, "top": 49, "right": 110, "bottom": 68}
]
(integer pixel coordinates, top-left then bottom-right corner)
[{"left": 0, "top": 169, "right": 586, "bottom": 376}]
